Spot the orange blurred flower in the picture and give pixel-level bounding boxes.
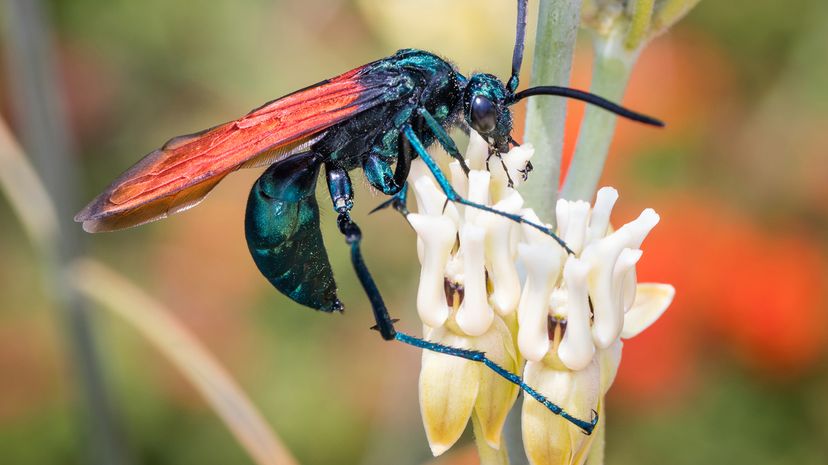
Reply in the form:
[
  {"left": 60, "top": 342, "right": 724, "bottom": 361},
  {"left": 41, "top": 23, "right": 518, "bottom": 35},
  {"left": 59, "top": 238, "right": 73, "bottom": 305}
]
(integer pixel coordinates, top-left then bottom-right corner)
[{"left": 613, "top": 197, "right": 828, "bottom": 404}]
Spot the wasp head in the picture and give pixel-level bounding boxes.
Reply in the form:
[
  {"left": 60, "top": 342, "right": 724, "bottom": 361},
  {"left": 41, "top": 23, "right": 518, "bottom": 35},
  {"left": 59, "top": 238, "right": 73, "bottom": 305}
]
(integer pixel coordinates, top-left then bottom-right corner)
[{"left": 463, "top": 73, "right": 513, "bottom": 153}]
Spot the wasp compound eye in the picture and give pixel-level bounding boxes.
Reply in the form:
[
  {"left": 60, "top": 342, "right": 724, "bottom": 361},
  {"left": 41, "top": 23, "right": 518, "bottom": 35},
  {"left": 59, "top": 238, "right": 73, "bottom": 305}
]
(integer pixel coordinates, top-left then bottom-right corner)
[{"left": 470, "top": 95, "right": 497, "bottom": 134}]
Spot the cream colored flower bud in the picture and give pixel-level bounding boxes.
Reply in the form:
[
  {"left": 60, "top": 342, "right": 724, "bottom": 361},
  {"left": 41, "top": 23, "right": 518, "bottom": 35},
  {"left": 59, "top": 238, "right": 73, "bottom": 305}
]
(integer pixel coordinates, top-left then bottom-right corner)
[
  {"left": 465, "top": 170, "right": 492, "bottom": 224},
  {"left": 456, "top": 224, "right": 492, "bottom": 336},
  {"left": 466, "top": 130, "right": 489, "bottom": 170},
  {"left": 560, "top": 200, "right": 591, "bottom": 255},
  {"left": 522, "top": 357, "right": 601, "bottom": 465},
  {"left": 582, "top": 208, "right": 659, "bottom": 348},
  {"left": 489, "top": 142, "right": 535, "bottom": 201},
  {"left": 558, "top": 258, "right": 595, "bottom": 371},
  {"left": 448, "top": 160, "right": 469, "bottom": 199},
  {"left": 411, "top": 175, "right": 447, "bottom": 217},
  {"left": 587, "top": 187, "right": 618, "bottom": 243},
  {"left": 614, "top": 248, "right": 642, "bottom": 312},
  {"left": 517, "top": 209, "right": 566, "bottom": 363},
  {"left": 502, "top": 143, "right": 534, "bottom": 185},
  {"left": 481, "top": 192, "right": 523, "bottom": 315},
  {"left": 409, "top": 214, "right": 456, "bottom": 328},
  {"left": 420, "top": 316, "right": 518, "bottom": 455}
]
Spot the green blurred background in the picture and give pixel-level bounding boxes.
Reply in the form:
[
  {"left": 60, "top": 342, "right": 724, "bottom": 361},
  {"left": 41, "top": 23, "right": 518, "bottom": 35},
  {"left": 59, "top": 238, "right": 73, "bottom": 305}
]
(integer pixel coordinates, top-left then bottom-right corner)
[{"left": 1, "top": 1, "right": 827, "bottom": 464}]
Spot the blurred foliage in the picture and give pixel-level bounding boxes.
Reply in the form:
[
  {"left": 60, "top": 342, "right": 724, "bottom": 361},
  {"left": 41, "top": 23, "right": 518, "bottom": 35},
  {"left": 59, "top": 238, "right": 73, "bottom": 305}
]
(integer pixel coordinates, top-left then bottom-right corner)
[{"left": 1, "top": 0, "right": 827, "bottom": 464}]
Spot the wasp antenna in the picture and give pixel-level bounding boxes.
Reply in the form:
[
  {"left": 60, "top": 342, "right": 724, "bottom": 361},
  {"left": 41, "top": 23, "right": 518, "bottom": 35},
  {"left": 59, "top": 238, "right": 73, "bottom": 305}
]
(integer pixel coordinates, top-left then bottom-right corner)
[
  {"left": 507, "top": 0, "right": 528, "bottom": 93},
  {"left": 511, "top": 85, "right": 665, "bottom": 127}
]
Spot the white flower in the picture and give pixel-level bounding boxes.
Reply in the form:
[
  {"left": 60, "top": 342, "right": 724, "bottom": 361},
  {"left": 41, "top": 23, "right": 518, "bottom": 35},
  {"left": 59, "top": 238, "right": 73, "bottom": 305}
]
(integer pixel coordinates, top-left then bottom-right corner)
[
  {"left": 517, "top": 187, "right": 665, "bottom": 370},
  {"left": 408, "top": 134, "right": 527, "bottom": 455},
  {"left": 518, "top": 189, "right": 672, "bottom": 465},
  {"left": 408, "top": 131, "right": 674, "bottom": 463}
]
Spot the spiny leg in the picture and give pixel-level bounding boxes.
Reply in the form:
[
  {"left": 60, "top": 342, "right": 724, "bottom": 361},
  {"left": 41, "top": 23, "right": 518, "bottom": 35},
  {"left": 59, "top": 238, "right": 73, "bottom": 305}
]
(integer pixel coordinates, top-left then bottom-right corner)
[
  {"left": 419, "top": 106, "right": 518, "bottom": 204},
  {"left": 482, "top": 143, "right": 516, "bottom": 189},
  {"left": 373, "top": 105, "right": 470, "bottom": 216},
  {"left": 396, "top": 332, "right": 597, "bottom": 434},
  {"left": 327, "top": 165, "right": 396, "bottom": 338},
  {"left": 326, "top": 165, "right": 597, "bottom": 434},
  {"left": 369, "top": 139, "right": 412, "bottom": 217},
  {"left": 496, "top": 153, "right": 516, "bottom": 188},
  {"left": 417, "top": 108, "right": 470, "bottom": 175},
  {"left": 401, "top": 124, "right": 574, "bottom": 255},
  {"left": 369, "top": 182, "right": 409, "bottom": 217}
]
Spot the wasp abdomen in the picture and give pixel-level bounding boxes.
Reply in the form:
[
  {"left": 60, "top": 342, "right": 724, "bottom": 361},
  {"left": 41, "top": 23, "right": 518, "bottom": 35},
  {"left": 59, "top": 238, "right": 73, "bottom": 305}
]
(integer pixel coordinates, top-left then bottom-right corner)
[{"left": 244, "top": 151, "right": 342, "bottom": 312}]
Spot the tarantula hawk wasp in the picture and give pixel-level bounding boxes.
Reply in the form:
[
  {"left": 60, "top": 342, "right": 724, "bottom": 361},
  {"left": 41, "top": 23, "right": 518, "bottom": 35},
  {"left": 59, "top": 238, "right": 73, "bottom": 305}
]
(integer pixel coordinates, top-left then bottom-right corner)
[{"left": 76, "top": 0, "right": 662, "bottom": 433}]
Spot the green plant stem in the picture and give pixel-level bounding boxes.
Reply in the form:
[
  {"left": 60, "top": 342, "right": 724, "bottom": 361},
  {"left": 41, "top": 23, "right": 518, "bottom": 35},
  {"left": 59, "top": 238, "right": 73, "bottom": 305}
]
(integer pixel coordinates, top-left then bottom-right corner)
[
  {"left": 521, "top": 0, "right": 582, "bottom": 224},
  {"left": 2, "top": 1, "right": 128, "bottom": 464},
  {"left": 473, "top": 413, "right": 510, "bottom": 465},
  {"left": 71, "top": 259, "right": 299, "bottom": 465},
  {"left": 507, "top": 2, "right": 582, "bottom": 462},
  {"left": 560, "top": 31, "right": 637, "bottom": 201},
  {"left": 625, "top": 0, "right": 655, "bottom": 51}
]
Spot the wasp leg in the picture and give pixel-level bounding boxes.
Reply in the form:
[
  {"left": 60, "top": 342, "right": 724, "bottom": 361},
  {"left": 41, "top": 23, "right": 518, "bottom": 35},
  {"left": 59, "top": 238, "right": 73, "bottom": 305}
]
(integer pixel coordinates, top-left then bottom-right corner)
[
  {"left": 396, "top": 331, "right": 598, "bottom": 435},
  {"left": 326, "top": 166, "right": 596, "bottom": 434},
  {"left": 369, "top": 183, "right": 409, "bottom": 217},
  {"left": 418, "top": 108, "right": 471, "bottom": 175},
  {"left": 420, "top": 109, "right": 515, "bottom": 187},
  {"left": 401, "top": 125, "right": 574, "bottom": 255}
]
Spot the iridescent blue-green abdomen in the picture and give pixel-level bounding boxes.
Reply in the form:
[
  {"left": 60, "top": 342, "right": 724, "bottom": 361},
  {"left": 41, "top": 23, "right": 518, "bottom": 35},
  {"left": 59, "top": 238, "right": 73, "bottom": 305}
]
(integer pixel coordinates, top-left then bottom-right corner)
[{"left": 244, "top": 152, "right": 341, "bottom": 312}]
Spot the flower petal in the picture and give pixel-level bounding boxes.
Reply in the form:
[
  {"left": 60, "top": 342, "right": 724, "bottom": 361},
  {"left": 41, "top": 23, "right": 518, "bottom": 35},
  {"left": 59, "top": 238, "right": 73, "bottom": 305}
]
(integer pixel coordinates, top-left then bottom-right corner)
[
  {"left": 586, "top": 187, "right": 618, "bottom": 244},
  {"left": 584, "top": 209, "right": 659, "bottom": 348},
  {"left": 561, "top": 200, "right": 590, "bottom": 255},
  {"left": 409, "top": 214, "right": 457, "bottom": 328},
  {"left": 558, "top": 258, "right": 595, "bottom": 371},
  {"left": 456, "top": 224, "right": 493, "bottom": 336},
  {"left": 490, "top": 142, "right": 535, "bottom": 200},
  {"left": 613, "top": 248, "right": 642, "bottom": 313},
  {"left": 466, "top": 130, "right": 489, "bottom": 171},
  {"left": 448, "top": 161, "right": 469, "bottom": 199},
  {"left": 597, "top": 340, "right": 623, "bottom": 396},
  {"left": 518, "top": 210, "right": 566, "bottom": 361},
  {"left": 419, "top": 327, "right": 481, "bottom": 456},
  {"left": 522, "top": 359, "right": 601, "bottom": 465},
  {"left": 482, "top": 192, "right": 524, "bottom": 316},
  {"left": 472, "top": 317, "right": 519, "bottom": 449},
  {"left": 621, "top": 283, "right": 674, "bottom": 338},
  {"left": 411, "top": 175, "right": 448, "bottom": 217}
]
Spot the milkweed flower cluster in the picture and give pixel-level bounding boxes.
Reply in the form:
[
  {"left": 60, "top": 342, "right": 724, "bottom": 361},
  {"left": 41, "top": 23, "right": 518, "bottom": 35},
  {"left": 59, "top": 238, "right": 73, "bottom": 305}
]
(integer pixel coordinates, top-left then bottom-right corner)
[{"left": 407, "top": 132, "right": 674, "bottom": 464}]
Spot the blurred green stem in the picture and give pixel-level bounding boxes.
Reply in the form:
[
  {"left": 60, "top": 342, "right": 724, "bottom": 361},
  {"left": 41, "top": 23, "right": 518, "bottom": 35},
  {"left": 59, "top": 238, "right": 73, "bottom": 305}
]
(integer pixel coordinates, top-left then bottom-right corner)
[
  {"left": 625, "top": 0, "right": 656, "bottom": 50},
  {"left": 2, "top": 1, "right": 129, "bottom": 464},
  {"left": 560, "top": 31, "right": 637, "bottom": 201},
  {"left": 521, "top": 0, "right": 582, "bottom": 224},
  {"left": 71, "top": 259, "right": 299, "bottom": 465},
  {"left": 506, "top": 1, "right": 583, "bottom": 463}
]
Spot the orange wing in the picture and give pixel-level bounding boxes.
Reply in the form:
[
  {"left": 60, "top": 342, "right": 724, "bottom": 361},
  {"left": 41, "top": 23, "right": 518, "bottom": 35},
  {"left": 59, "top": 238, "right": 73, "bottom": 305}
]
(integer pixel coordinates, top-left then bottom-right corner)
[{"left": 76, "top": 64, "right": 397, "bottom": 232}]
